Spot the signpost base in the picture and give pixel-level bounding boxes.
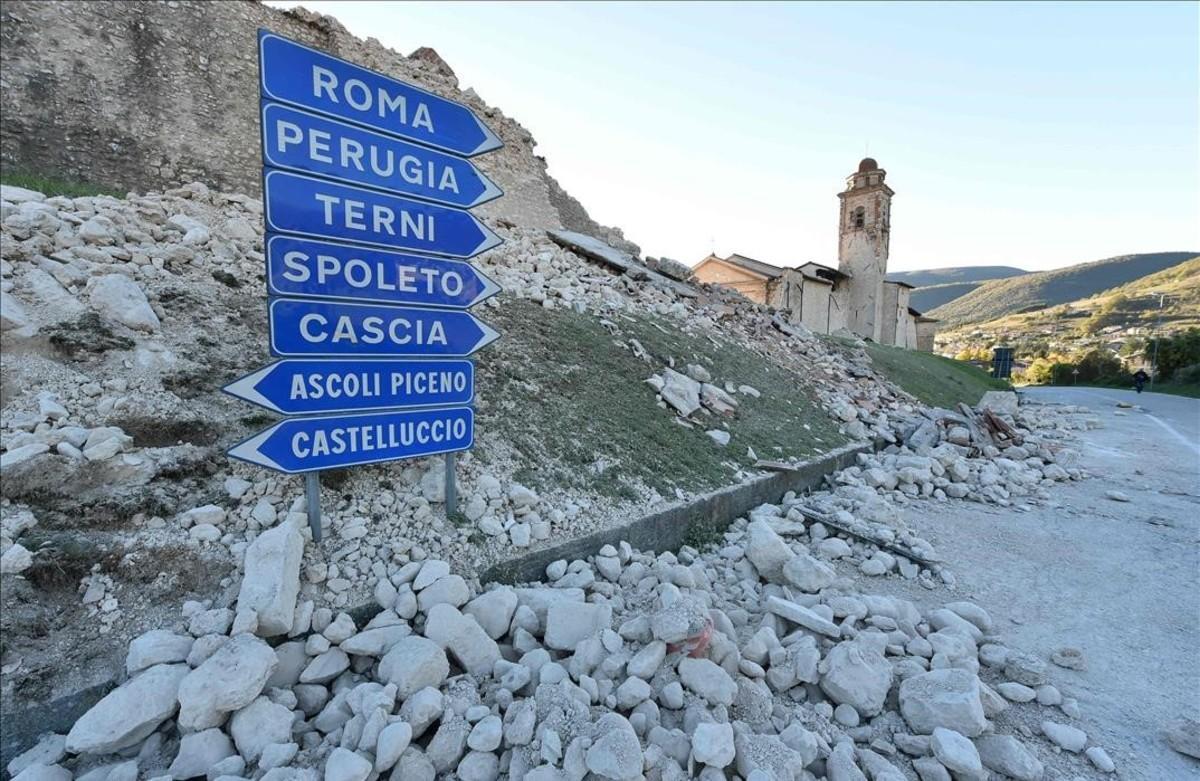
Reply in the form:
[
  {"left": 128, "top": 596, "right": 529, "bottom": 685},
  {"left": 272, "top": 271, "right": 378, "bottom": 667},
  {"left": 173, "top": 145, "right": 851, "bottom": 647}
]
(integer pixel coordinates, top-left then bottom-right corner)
[
  {"left": 305, "top": 471, "right": 322, "bottom": 543},
  {"left": 445, "top": 452, "right": 457, "bottom": 517}
]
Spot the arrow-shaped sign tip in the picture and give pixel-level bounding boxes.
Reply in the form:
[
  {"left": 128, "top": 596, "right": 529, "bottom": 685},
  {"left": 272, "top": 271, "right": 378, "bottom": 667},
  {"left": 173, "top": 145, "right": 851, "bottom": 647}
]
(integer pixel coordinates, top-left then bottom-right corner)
[
  {"left": 471, "top": 117, "right": 504, "bottom": 157},
  {"left": 471, "top": 175, "right": 505, "bottom": 209},
  {"left": 474, "top": 318, "right": 501, "bottom": 354},
  {"left": 222, "top": 363, "right": 284, "bottom": 414},
  {"left": 227, "top": 424, "right": 286, "bottom": 472}
]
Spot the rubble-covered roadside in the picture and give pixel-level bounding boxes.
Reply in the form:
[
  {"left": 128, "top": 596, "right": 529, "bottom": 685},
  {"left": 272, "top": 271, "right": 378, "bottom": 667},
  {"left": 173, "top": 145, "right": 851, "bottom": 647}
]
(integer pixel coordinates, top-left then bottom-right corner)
[
  {"left": 0, "top": 177, "right": 902, "bottom": 697},
  {"left": 10, "top": 412, "right": 1123, "bottom": 779}
]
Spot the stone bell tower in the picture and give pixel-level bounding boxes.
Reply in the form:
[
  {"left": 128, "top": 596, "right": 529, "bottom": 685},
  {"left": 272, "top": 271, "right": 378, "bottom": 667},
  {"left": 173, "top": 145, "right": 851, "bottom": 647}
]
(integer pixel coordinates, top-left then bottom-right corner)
[{"left": 837, "top": 158, "right": 894, "bottom": 341}]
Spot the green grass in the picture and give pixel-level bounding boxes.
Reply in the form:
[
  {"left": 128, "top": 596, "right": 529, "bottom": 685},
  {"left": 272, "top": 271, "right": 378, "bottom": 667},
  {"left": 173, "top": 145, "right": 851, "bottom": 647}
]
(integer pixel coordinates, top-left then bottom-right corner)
[
  {"left": 474, "top": 300, "right": 845, "bottom": 500},
  {"left": 1, "top": 171, "right": 117, "bottom": 199},
  {"left": 858, "top": 341, "right": 1009, "bottom": 408}
]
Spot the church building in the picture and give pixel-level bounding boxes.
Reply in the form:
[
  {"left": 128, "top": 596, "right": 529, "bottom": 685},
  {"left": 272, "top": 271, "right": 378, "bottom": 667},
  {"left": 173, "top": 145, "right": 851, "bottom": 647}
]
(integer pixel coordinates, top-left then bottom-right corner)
[{"left": 692, "top": 158, "right": 937, "bottom": 350}]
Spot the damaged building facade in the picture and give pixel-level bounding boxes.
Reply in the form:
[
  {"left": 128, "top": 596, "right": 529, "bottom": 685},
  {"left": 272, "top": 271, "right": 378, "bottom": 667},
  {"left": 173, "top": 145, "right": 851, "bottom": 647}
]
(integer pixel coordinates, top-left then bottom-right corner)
[{"left": 693, "top": 158, "right": 938, "bottom": 350}]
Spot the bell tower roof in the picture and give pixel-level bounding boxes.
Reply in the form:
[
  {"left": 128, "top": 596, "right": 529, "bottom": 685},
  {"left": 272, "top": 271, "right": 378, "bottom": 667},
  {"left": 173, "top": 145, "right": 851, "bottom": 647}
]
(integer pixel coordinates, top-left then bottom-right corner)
[{"left": 857, "top": 157, "right": 879, "bottom": 173}]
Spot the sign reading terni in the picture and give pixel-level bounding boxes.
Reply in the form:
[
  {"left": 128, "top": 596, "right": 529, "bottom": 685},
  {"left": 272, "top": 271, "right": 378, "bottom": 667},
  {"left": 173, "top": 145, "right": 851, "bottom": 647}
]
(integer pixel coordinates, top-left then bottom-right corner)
[
  {"left": 259, "top": 31, "right": 502, "bottom": 157},
  {"left": 223, "top": 358, "right": 474, "bottom": 415},
  {"left": 269, "top": 298, "right": 500, "bottom": 358},
  {"left": 262, "top": 102, "right": 503, "bottom": 209},
  {"left": 266, "top": 234, "right": 501, "bottom": 309},
  {"left": 264, "top": 170, "right": 501, "bottom": 258},
  {"left": 228, "top": 406, "right": 475, "bottom": 474}
]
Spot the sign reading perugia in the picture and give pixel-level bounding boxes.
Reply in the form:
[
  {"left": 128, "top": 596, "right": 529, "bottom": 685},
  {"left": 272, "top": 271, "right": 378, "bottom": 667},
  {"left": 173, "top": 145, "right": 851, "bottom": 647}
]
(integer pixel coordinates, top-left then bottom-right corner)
[{"left": 226, "top": 29, "right": 502, "bottom": 492}]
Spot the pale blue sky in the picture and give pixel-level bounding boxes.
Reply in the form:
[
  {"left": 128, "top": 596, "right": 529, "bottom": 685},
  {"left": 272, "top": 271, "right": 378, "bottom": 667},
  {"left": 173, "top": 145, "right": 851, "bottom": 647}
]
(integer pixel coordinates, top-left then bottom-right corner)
[{"left": 266, "top": 1, "right": 1198, "bottom": 272}]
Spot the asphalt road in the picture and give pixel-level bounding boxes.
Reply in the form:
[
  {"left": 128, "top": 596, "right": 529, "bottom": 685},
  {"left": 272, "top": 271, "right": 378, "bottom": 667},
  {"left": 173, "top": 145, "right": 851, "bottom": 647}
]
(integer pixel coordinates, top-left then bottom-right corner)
[
  {"left": 1021, "top": 386, "right": 1199, "bottom": 457},
  {"left": 876, "top": 387, "right": 1200, "bottom": 779}
]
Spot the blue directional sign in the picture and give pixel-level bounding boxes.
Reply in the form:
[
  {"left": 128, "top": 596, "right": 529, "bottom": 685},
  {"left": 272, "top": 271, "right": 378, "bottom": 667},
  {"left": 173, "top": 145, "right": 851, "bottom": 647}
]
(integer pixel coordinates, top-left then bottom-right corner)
[
  {"left": 223, "top": 359, "right": 474, "bottom": 415},
  {"left": 266, "top": 234, "right": 501, "bottom": 309},
  {"left": 262, "top": 103, "right": 503, "bottom": 209},
  {"left": 228, "top": 405, "right": 474, "bottom": 474},
  {"left": 259, "top": 31, "right": 502, "bottom": 157},
  {"left": 264, "top": 170, "right": 502, "bottom": 258},
  {"left": 269, "top": 298, "right": 499, "bottom": 358}
]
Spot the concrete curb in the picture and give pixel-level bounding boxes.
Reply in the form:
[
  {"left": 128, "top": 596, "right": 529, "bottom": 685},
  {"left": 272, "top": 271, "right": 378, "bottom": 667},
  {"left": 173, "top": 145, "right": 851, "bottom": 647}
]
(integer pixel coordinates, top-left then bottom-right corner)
[
  {"left": 480, "top": 439, "right": 873, "bottom": 585},
  {"left": 0, "top": 440, "right": 871, "bottom": 766}
]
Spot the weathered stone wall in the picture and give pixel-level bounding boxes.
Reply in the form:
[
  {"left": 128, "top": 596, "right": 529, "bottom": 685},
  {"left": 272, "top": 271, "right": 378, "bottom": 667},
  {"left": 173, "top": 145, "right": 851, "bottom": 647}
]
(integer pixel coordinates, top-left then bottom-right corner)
[{"left": 0, "top": 0, "right": 627, "bottom": 244}]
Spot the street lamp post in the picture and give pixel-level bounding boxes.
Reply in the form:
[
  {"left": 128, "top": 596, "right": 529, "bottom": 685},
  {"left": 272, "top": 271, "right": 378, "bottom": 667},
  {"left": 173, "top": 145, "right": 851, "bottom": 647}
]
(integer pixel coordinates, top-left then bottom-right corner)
[{"left": 1149, "top": 293, "right": 1166, "bottom": 391}]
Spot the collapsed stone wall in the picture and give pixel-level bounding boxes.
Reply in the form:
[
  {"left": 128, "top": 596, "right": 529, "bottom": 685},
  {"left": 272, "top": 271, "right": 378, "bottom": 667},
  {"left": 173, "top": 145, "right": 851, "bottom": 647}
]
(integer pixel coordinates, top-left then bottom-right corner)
[{"left": 0, "top": 0, "right": 632, "bottom": 246}]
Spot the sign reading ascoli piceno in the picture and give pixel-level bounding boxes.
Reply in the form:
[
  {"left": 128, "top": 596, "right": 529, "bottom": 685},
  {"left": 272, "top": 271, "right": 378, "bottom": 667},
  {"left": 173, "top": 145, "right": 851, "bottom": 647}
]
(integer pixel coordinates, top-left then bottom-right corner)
[
  {"left": 228, "top": 406, "right": 474, "bottom": 474},
  {"left": 223, "top": 358, "right": 474, "bottom": 415},
  {"left": 266, "top": 234, "right": 500, "bottom": 309}
]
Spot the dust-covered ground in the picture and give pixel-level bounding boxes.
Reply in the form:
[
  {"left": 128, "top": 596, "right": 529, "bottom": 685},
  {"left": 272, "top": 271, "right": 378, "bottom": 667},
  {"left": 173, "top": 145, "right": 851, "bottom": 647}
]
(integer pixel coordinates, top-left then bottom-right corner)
[{"left": 870, "top": 387, "right": 1200, "bottom": 779}]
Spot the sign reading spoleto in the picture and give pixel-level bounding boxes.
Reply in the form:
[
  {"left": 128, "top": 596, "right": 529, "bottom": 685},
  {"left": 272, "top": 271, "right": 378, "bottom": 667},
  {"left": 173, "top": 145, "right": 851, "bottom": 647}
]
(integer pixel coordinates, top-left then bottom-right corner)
[{"left": 227, "top": 29, "right": 503, "bottom": 528}]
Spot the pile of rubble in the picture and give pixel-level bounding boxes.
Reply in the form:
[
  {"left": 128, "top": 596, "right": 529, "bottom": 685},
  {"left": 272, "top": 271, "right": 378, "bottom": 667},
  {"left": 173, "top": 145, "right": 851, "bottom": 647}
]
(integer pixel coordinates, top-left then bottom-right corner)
[
  {"left": 11, "top": 490, "right": 1121, "bottom": 780},
  {"left": 0, "top": 177, "right": 925, "bottom": 604},
  {"left": 840, "top": 393, "right": 1095, "bottom": 510}
]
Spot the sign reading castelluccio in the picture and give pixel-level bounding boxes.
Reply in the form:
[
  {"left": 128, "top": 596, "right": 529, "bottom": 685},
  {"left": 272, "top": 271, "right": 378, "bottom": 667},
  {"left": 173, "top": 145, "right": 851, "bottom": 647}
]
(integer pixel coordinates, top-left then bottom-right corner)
[{"left": 226, "top": 30, "right": 503, "bottom": 529}]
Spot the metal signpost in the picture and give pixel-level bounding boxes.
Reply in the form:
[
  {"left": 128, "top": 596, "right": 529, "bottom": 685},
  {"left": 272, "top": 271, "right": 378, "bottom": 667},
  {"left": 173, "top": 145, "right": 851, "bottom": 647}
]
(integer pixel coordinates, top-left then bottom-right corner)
[{"left": 226, "top": 29, "right": 503, "bottom": 541}]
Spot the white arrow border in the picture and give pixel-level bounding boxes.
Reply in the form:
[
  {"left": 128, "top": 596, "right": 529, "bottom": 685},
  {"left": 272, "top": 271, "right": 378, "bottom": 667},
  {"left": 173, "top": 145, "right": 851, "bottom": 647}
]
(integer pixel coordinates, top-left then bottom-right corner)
[
  {"left": 267, "top": 298, "right": 501, "bottom": 359},
  {"left": 227, "top": 406, "right": 475, "bottom": 474},
  {"left": 260, "top": 103, "right": 505, "bottom": 209},
  {"left": 259, "top": 31, "right": 503, "bottom": 157},
  {"left": 223, "top": 359, "right": 476, "bottom": 416},
  {"left": 263, "top": 170, "right": 503, "bottom": 260}
]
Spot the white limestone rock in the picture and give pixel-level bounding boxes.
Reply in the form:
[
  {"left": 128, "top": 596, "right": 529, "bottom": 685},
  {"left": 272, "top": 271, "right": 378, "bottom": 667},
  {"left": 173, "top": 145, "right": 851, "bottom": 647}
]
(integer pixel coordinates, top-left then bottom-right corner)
[
  {"left": 544, "top": 600, "right": 612, "bottom": 650},
  {"left": 692, "top": 722, "right": 735, "bottom": 768},
  {"left": 1041, "top": 720, "right": 1087, "bottom": 752},
  {"left": 782, "top": 552, "right": 836, "bottom": 592},
  {"left": 463, "top": 587, "right": 518, "bottom": 640},
  {"left": 126, "top": 629, "right": 193, "bottom": 675},
  {"left": 678, "top": 657, "right": 737, "bottom": 706},
  {"left": 0, "top": 542, "right": 34, "bottom": 574},
  {"left": 88, "top": 274, "right": 160, "bottom": 331},
  {"left": 167, "top": 728, "right": 235, "bottom": 779},
  {"left": 378, "top": 636, "right": 449, "bottom": 699},
  {"left": 745, "top": 520, "right": 792, "bottom": 582},
  {"left": 236, "top": 522, "right": 303, "bottom": 637},
  {"left": 930, "top": 728, "right": 984, "bottom": 780},
  {"left": 820, "top": 640, "right": 893, "bottom": 717},
  {"left": 899, "top": 669, "right": 988, "bottom": 737},
  {"left": 229, "top": 696, "right": 293, "bottom": 762},
  {"left": 423, "top": 603, "right": 501, "bottom": 677},
  {"left": 585, "top": 713, "right": 643, "bottom": 780},
  {"left": 6, "top": 734, "right": 66, "bottom": 778},
  {"left": 65, "top": 663, "right": 188, "bottom": 754},
  {"left": 974, "top": 735, "right": 1044, "bottom": 781},
  {"left": 177, "top": 634, "right": 277, "bottom": 731},
  {"left": 325, "top": 747, "right": 372, "bottom": 781}
]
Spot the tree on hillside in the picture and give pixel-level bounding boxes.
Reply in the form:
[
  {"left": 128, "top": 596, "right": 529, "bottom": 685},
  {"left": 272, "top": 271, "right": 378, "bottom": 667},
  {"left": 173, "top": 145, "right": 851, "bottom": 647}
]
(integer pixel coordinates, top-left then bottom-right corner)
[{"left": 1146, "top": 328, "right": 1200, "bottom": 380}]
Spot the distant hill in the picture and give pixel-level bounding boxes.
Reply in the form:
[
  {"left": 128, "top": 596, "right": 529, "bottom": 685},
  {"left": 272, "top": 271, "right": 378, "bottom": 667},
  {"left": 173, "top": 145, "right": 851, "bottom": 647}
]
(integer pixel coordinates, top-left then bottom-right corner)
[
  {"left": 910, "top": 282, "right": 987, "bottom": 313},
  {"left": 928, "top": 252, "right": 1199, "bottom": 326},
  {"left": 887, "top": 265, "right": 1026, "bottom": 288}
]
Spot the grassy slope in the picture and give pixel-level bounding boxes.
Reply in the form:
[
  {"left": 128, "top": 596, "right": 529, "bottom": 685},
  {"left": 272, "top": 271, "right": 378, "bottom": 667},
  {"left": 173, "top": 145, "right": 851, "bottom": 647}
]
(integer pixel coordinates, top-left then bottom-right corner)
[
  {"left": 860, "top": 341, "right": 1009, "bottom": 408},
  {"left": 939, "top": 257, "right": 1200, "bottom": 343},
  {"left": 887, "top": 265, "right": 1026, "bottom": 287},
  {"left": 473, "top": 300, "right": 846, "bottom": 500},
  {"left": 929, "top": 252, "right": 1198, "bottom": 326},
  {"left": 1, "top": 172, "right": 116, "bottom": 198},
  {"left": 909, "top": 281, "right": 987, "bottom": 313}
]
